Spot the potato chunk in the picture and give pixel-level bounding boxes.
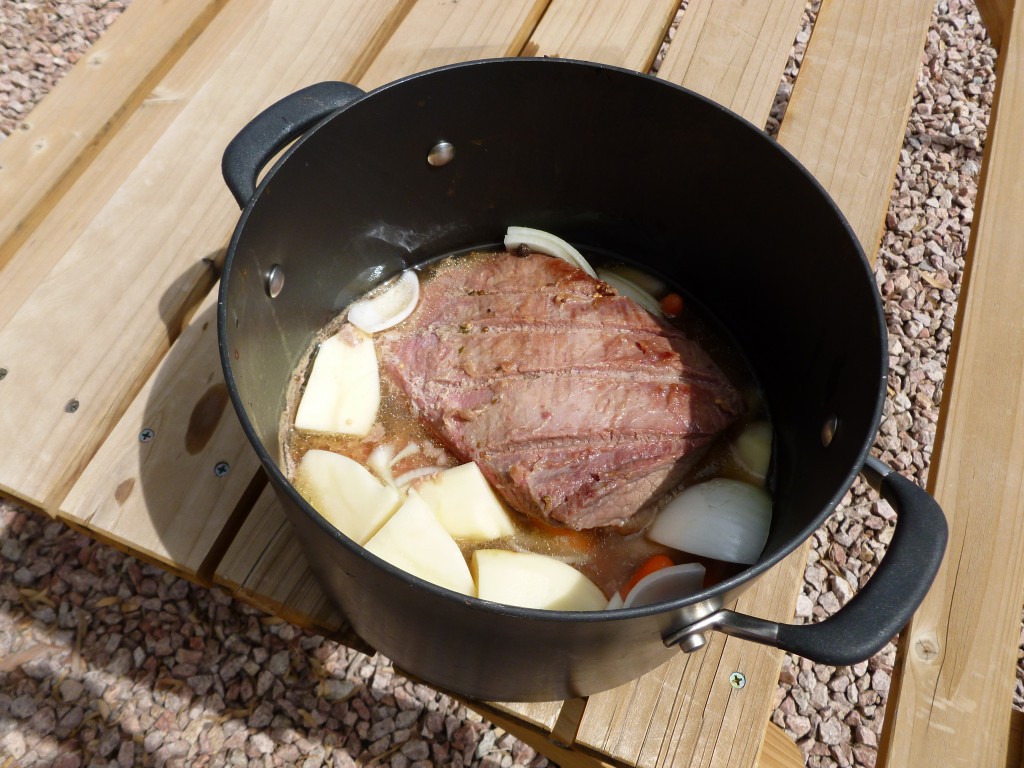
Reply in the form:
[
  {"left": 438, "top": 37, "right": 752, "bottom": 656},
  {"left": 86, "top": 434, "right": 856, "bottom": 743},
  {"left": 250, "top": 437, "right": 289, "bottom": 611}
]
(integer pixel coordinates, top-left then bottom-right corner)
[
  {"left": 471, "top": 549, "right": 606, "bottom": 611},
  {"left": 294, "top": 325, "right": 380, "bottom": 436},
  {"left": 295, "top": 450, "right": 400, "bottom": 545},
  {"left": 416, "top": 463, "right": 516, "bottom": 541},
  {"left": 364, "top": 491, "right": 476, "bottom": 596}
]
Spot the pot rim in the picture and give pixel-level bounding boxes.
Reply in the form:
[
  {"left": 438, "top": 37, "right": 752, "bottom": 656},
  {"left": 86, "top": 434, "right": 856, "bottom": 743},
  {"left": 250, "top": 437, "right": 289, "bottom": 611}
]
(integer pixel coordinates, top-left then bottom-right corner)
[{"left": 217, "top": 56, "right": 887, "bottom": 625}]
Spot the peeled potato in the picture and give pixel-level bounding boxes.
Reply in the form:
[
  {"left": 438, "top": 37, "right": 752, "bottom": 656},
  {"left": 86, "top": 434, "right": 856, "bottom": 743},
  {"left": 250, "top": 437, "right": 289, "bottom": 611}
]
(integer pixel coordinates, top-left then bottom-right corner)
[
  {"left": 472, "top": 549, "right": 607, "bottom": 611},
  {"left": 294, "top": 326, "right": 379, "bottom": 436},
  {"left": 295, "top": 450, "right": 401, "bottom": 545},
  {"left": 416, "top": 463, "right": 516, "bottom": 541},
  {"left": 364, "top": 490, "right": 476, "bottom": 596}
]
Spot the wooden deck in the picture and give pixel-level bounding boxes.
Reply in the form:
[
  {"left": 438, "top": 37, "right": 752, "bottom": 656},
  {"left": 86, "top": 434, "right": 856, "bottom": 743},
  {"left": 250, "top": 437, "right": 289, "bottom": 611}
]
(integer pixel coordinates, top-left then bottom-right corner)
[{"left": 2, "top": 0, "right": 1022, "bottom": 765}]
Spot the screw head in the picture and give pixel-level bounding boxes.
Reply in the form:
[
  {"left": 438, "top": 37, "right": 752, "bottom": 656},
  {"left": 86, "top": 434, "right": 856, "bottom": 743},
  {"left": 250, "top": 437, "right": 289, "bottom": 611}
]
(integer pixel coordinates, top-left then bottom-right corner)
[
  {"left": 822, "top": 415, "right": 839, "bottom": 447},
  {"left": 214, "top": 461, "right": 230, "bottom": 477},
  {"left": 139, "top": 428, "right": 154, "bottom": 443},
  {"left": 65, "top": 399, "right": 80, "bottom": 413},
  {"left": 427, "top": 141, "right": 455, "bottom": 167},
  {"left": 0, "top": 368, "right": 7, "bottom": 380},
  {"left": 729, "top": 671, "right": 746, "bottom": 689},
  {"left": 266, "top": 265, "right": 285, "bottom": 298}
]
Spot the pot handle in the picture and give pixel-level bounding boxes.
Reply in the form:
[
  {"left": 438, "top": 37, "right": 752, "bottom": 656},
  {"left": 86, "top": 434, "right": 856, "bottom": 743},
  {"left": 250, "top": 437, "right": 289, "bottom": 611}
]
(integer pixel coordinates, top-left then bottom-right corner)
[
  {"left": 663, "top": 456, "right": 948, "bottom": 665},
  {"left": 222, "top": 81, "right": 365, "bottom": 208}
]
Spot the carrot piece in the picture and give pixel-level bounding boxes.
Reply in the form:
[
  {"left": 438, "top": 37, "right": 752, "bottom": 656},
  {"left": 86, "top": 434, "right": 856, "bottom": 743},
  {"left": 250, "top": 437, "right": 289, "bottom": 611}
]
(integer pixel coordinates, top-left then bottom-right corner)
[
  {"left": 660, "top": 293, "right": 684, "bottom": 317},
  {"left": 619, "top": 554, "right": 674, "bottom": 598}
]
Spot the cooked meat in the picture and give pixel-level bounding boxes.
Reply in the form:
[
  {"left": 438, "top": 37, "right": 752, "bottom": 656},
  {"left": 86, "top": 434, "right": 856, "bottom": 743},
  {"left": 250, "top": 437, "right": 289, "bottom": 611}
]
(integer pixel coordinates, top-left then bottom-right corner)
[{"left": 376, "top": 252, "right": 745, "bottom": 530}]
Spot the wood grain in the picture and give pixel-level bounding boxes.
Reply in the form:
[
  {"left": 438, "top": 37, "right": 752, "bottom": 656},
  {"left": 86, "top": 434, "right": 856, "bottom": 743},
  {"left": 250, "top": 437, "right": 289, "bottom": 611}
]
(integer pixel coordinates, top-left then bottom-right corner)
[
  {"left": 975, "top": 0, "right": 1013, "bottom": 49},
  {"left": 0, "top": 0, "right": 413, "bottom": 511},
  {"left": 878, "top": 2, "right": 1024, "bottom": 765},
  {"left": 526, "top": 0, "right": 679, "bottom": 69},
  {"left": 776, "top": 0, "right": 935, "bottom": 258},
  {"left": 59, "top": 292, "right": 261, "bottom": 578},
  {"left": 358, "top": 0, "right": 549, "bottom": 90},
  {"left": 0, "top": 0, "right": 226, "bottom": 272},
  {"left": 656, "top": 0, "right": 808, "bottom": 126}
]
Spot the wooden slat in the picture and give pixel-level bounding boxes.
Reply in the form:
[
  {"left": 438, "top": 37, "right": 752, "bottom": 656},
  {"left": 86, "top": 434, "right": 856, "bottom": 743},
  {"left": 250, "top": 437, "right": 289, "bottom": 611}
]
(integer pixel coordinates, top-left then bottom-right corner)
[
  {"left": 878, "top": 2, "right": 1024, "bottom": 765},
  {"left": 217, "top": 488, "right": 353, "bottom": 639},
  {"left": 576, "top": 544, "right": 809, "bottom": 767},
  {"left": 0, "top": 0, "right": 226, "bottom": 271},
  {"left": 525, "top": 0, "right": 679, "bottom": 69},
  {"left": 776, "top": 0, "right": 934, "bottom": 258},
  {"left": 976, "top": 0, "right": 1014, "bottom": 49},
  {"left": 0, "top": 0, "right": 414, "bottom": 512},
  {"left": 655, "top": 0, "right": 808, "bottom": 126},
  {"left": 58, "top": 292, "right": 261, "bottom": 578},
  {"left": 358, "top": 0, "right": 549, "bottom": 90}
]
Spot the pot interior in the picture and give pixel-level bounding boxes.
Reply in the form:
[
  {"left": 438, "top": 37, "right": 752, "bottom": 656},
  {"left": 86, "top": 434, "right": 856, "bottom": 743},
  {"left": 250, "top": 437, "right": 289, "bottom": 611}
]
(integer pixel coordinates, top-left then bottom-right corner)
[{"left": 221, "top": 58, "right": 885, "bottom": 592}]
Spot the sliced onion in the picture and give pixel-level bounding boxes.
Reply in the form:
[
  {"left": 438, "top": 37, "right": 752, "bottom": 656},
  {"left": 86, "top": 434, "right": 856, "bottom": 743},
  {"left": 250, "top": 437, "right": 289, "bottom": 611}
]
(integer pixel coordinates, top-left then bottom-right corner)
[
  {"left": 394, "top": 465, "right": 444, "bottom": 488},
  {"left": 606, "top": 591, "right": 624, "bottom": 610},
  {"left": 600, "top": 263, "right": 667, "bottom": 297},
  {"left": 622, "top": 563, "right": 706, "bottom": 609},
  {"left": 732, "top": 421, "right": 773, "bottom": 480},
  {"left": 647, "top": 479, "right": 772, "bottom": 565},
  {"left": 367, "top": 444, "right": 396, "bottom": 486},
  {"left": 391, "top": 441, "right": 420, "bottom": 466},
  {"left": 504, "top": 226, "right": 597, "bottom": 278},
  {"left": 347, "top": 269, "right": 419, "bottom": 334},
  {"left": 597, "top": 269, "right": 663, "bottom": 316}
]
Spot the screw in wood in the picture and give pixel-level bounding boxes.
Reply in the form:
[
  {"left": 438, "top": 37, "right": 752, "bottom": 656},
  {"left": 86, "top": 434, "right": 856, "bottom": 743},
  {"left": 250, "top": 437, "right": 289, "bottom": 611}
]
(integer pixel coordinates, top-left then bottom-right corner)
[
  {"left": 729, "top": 671, "right": 746, "bottom": 690},
  {"left": 65, "top": 399, "right": 80, "bottom": 413},
  {"left": 0, "top": 368, "right": 7, "bottom": 380},
  {"left": 214, "top": 461, "right": 230, "bottom": 477},
  {"left": 139, "top": 428, "right": 155, "bottom": 443}
]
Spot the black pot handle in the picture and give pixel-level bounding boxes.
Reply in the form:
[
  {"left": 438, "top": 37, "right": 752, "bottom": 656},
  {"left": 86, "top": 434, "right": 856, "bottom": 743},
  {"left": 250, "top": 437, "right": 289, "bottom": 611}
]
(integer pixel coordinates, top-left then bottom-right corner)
[
  {"left": 663, "top": 456, "right": 948, "bottom": 665},
  {"left": 222, "top": 81, "right": 365, "bottom": 208}
]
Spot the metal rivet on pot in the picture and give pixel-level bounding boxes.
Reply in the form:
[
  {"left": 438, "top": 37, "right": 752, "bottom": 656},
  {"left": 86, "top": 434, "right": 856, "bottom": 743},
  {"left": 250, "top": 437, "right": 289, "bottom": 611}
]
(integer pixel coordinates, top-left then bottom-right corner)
[
  {"left": 139, "top": 428, "right": 154, "bottom": 443},
  {"left": 729, "top": 671, "right": 746, "bottom": 689},
  {"left": 65, "top": 399, "right": 80, "bottom": 413},
  {"left": 676, "top": 632, "right": 709, "bottom": 654},
  {"left": 427, "top": 141, "right": 455, "bottom": 167},
  {"left": 821, "top": 415, "right": 839, "bottom": 447},
  {"left": 214, "top": 461, "right": 230, "bottom": 478},
  {"left": 266, "top": 265, "right": 285, "bottom": 298}
]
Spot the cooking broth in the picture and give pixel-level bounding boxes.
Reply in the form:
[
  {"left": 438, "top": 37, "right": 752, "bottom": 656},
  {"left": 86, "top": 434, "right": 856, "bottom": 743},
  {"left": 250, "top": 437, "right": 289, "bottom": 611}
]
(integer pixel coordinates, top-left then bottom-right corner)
[{"left": 280, "top": 245, "right": 771, "bottom": 605}]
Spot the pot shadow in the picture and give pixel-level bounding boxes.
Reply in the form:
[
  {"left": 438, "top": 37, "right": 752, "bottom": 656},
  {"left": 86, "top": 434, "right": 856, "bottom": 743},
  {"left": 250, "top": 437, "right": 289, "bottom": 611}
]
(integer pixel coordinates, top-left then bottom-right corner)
[{"left": 0, "top": 502, "right": 511, "bottom": 766}]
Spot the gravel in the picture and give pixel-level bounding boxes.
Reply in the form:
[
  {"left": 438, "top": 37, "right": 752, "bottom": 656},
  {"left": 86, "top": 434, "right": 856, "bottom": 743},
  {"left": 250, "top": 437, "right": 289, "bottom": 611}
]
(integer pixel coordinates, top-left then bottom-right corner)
[{"left": 0, "top": 1, "right": 1000, "bottom": 767}]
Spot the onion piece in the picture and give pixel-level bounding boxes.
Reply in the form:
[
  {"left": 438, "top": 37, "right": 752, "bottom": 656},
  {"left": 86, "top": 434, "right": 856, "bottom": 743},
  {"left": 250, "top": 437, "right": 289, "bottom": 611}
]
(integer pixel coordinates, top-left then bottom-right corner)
[
  {"left": 600, "top": 263, "right": 667, "bottom": 297},
  {"left": 597, "top": 269, "right": 663, "bottom": 316},
  {"left": 347, "top": 269, "right": 419, "bottom": 334},
  {"left": 391, "top": 442, "right": 420, "bottom": 466},
  {"left": 622, "top": 563, "right": 706, "bottom": 609},
  {"left": 606, "top": 591, "right": 624, "bottom": 610},
  {"left": 504, "top": 226, "right": 597, "bottom": 278},
  {"left": 367, "top": 444, "right": 396, "bottom": 486},
  {"left": 647, "top": 479, "right": 772, "bottom": 565},
  {"left": 732, "top": 421, "right": 772, "bottom": 481},
  {"left": 394, "top": 465, "right": 444, "bottom": 488}
]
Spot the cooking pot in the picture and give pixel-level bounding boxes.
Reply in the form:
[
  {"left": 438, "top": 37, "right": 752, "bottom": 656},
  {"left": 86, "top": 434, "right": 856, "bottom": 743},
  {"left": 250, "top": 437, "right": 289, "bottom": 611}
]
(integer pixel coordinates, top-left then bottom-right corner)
[{"left": 218, "top": 58, "right": 947, "bottom": 701}]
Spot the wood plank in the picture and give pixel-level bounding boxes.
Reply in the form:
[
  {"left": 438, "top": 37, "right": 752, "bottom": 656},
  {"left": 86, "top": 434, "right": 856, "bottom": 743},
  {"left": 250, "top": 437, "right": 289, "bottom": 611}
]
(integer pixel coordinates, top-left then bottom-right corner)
[
  {"left": 0, "top": 0, "right": 226, "bottom": 271},
  {"left": 525, "top": 0, "right": 679, "bottom": 69},
  {"left": 776, "top": 0, "right": 934, "bottom": 258},
  {"left": 975, "top": 0, "right": 1014, "bottom": 49},
  {"left": 358, "top": 0, "right": 549, "bottom": 90},
  {"left": 58, "top": 291, "right": 261, "bottom": 578},
  {"left": 655, "top": 0, "right": 808, "bottom": 126},
  {"left": 576, "top": 544, "right": 809, "bottom": 768},
  {"left": 0, "top": 0, "right": 414, "bottom": 512},
  {"left": 216, "top": 487, "right": 354, "bottom": 640},
  {"left": 878, "top": 2, "right": 1024, "bottom": 765}
]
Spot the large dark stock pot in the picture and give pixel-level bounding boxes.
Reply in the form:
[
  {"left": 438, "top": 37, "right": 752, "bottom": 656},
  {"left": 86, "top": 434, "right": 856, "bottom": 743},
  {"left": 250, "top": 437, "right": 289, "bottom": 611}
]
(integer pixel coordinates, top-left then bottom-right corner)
[{"left": 218, "top": 59, "right": 947, "bottom": 702}]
